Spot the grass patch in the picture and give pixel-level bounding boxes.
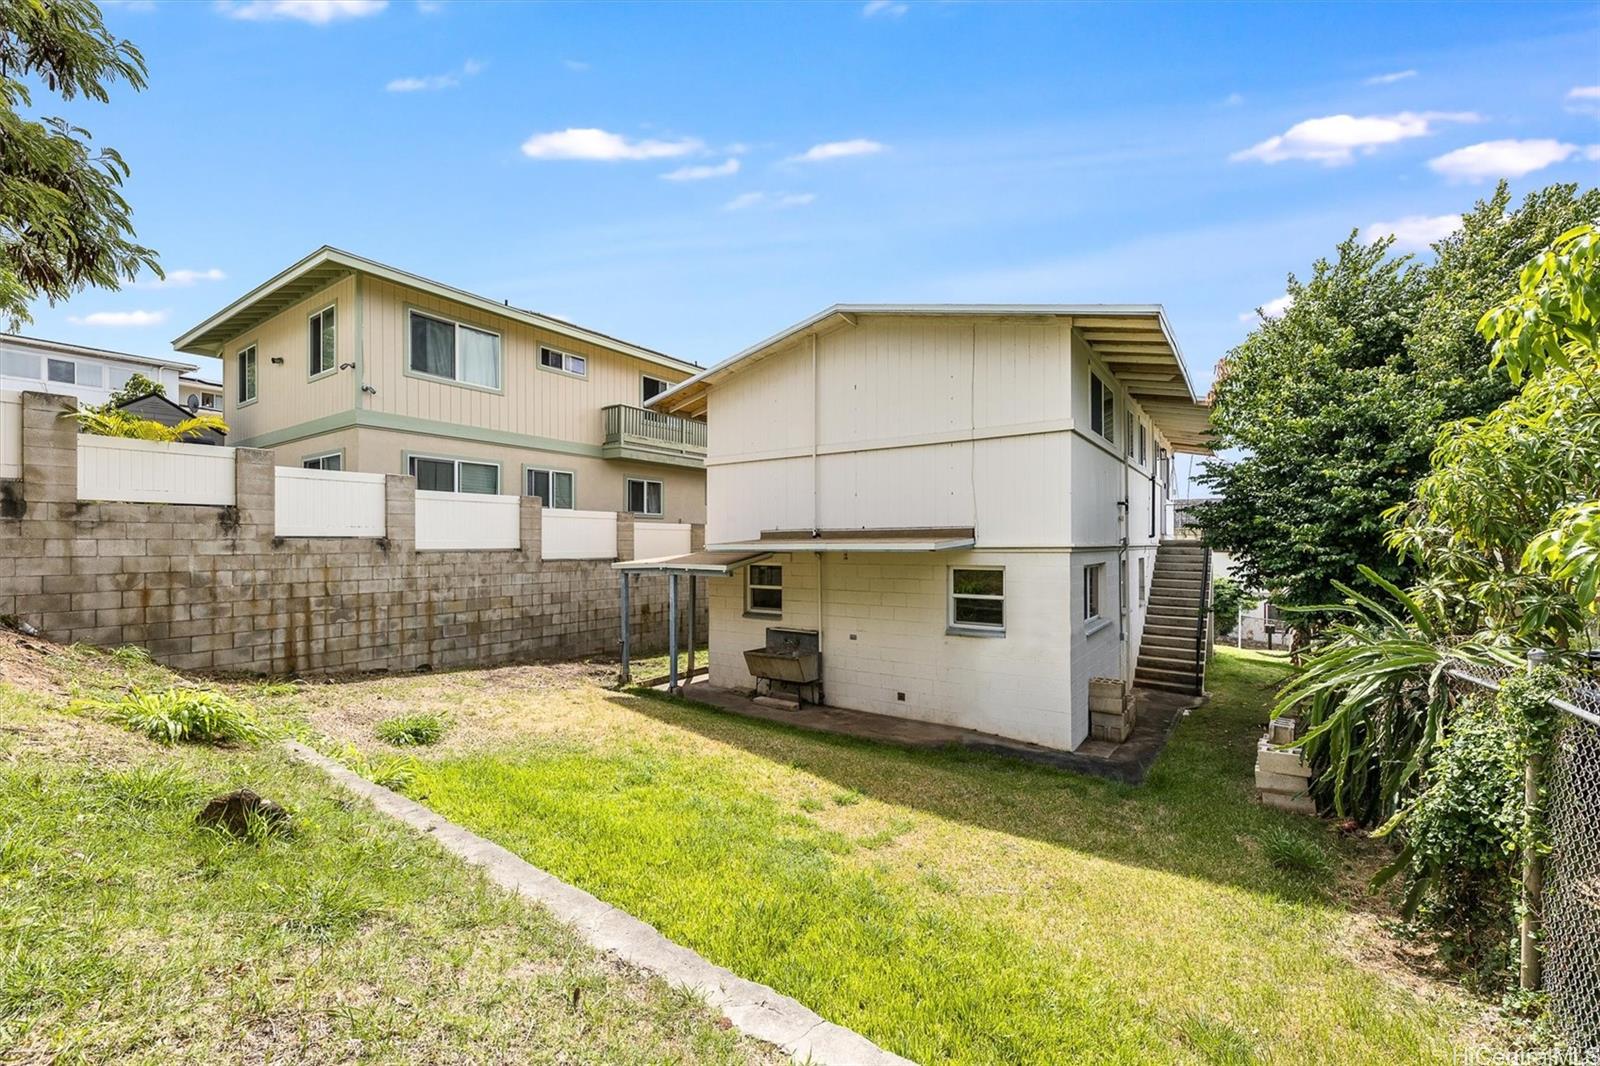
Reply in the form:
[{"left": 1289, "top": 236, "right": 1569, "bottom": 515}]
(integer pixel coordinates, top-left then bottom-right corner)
[
  {"left": 399, "top": 648, "right": 1495, "bottom": 1064},
  {"left": 376, "top": 711, "right": 448, "bottom": 747},
  {"left": 75, "top": 686, "right": 262, "bottom": 745},
  {"left": 1260, "top": 825, "right": 1334, "bottom": 878}
]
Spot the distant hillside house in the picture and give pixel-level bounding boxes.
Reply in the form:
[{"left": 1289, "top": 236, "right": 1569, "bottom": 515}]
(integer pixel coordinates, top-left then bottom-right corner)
[
  {"left": 178, "top": 373, "right": 222, "bottom": 413},
  {"left": 1, "top": 334, "right": 196, "bottom": 406},
  {"left": 172, "top": 247, "right": 708, "bottom": 521}
]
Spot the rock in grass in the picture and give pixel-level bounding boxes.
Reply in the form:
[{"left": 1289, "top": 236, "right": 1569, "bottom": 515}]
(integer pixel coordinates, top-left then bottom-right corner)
[{"left": 195, "top": 788, "right": 291, "bottom": 838}]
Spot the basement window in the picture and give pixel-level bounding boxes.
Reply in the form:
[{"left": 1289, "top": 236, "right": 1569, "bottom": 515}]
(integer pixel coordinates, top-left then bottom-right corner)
[
  {"left": 526, "top": 468, "right": 575, "bottom": 509},
  {"left": 746, "top": 564, "right": 783, "bottom": 616},
  {"left": 949, "top": 567, "right": 1005, "bottom": 633},
  {"left": 302, "top": 452, "right": 343, "bottom": 471},
  {"left": 410, "top": 455, "right": 500, "bottom": 494},
  {"left": 1089, "top": 372, "right": 1114, "bottom": 444},
  {"left": 627, "top": 477, "right": 663, "bottom": 517}
]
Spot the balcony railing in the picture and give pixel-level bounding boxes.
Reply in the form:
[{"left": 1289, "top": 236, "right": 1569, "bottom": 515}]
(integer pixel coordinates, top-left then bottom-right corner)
[{"left": 601, "top": 404, "right": 707, "bottom": 467}]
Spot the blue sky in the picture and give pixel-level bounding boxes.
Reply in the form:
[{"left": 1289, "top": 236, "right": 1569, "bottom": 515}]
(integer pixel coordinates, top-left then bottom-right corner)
[{"left": 25, "top": 0, "right": 1600, "bottom": 490}]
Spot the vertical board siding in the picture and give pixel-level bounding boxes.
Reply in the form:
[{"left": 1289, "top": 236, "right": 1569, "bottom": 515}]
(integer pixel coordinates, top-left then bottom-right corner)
[
  {"left": 633, "top": 521, "right": 692, "bottom": 561},
  {"left": 414, "top": 491, "right": 521, "bottom": 550},
  {"left": 540, "top": 509, "right": 618, "bottom": 560},
  {"left": 222, "top": 273, "right": 357, "bottom": 442},
  {"left": 77, "top": 436, "right": 236, "bottom": 505},
  {"left": 0, "top": 391, "right": 20, "bottom": 480},
  {"left": 274, "top": 467, "right": 387, "bottom": 537}
]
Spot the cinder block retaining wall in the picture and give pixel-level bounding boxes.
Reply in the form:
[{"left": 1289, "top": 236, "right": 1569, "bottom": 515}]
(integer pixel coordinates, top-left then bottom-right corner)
[{"left": 0, "top": 393, "right": 705, "bottom": 675}]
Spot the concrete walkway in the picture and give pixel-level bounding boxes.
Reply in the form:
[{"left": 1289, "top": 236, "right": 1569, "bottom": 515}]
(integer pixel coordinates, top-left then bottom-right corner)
[
  {"left": 663, "top": 679, "right": 1200, "bottom": 785},
  {"left": 283, "top": 741, "right": 914, "bottom": 1066}
]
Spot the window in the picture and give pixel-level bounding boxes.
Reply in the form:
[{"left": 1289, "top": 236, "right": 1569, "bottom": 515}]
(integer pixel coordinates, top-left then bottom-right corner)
[
  {"left": 950, "top": 567, "right": 1005, "bottom": 632},
  {"left": 408, "top": 310, "right": 501, "bottom": 389},
  {"left": 108, "top": 367, "right": 134, "bottom": 391},
  {"left": 237, "top": 345, "right": 257, "bottom": 403},
  {"left": 1089, "top": 372, "right": 1114, "bottom": 443},
  {"left": 642, "top": 374, "right": 671, "bottom": 404},
  {"left": 1, "top": 351, "right": 39, "bottom": 379},
  {"left": 525, "top": 468, "right": 575, "bottom": 509},
  {"left": 303, "top": 453, "right": 343, "bottom": 471},
  {"left": 76, "top": 363, "right": 105, "bottom": 388},
  {"left": 626, "top": 478, "right": 662, "bottom": 516},
  {"left": 409, "top": 455, "right": 499, "bottom": 494},
  {"left": 201, "top": 392, "right": 217, "bottom": 409},
  {"left": 1137, "top": 557, "right": 1147, "bottom": 605},
  {"left": 1125, "top": 411, "right": 1135, "bottom": 457},
  {"left": 540, "top": 346, "right": 587, "bottom": 378},
  {"left": 309, "top": 304, "right": 337, "bottom": 377},
  {"left": 47, "top": 358, "right": 75, "bottom": 385},
  {"left": 1084, "top": 563, "right": 1104, "bottom": 621},
  {"left": 1138, "top": 422, "right": 1147, "bottom": 466},
  {"left": 747, "top": 564, "right": 783, "bottom": 615}
]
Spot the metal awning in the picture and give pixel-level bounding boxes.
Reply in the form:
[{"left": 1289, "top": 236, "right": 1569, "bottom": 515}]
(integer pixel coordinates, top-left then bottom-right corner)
[
  {"left": 612, "top": 550, "right": 770, "bottom": 576},
  {"left": 707, "top": 527, "right": 977, "bottom": 553}
]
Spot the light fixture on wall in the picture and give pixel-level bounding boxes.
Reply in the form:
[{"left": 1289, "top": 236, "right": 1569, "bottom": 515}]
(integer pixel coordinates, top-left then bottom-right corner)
[
  {"left": 338, "top": 362, "right": 355, "bottom": 371},
  {"left": 361, "top": 384, "right": 378, "bottom": 396},
  {"left": 269, "top": 356, "right": 284, "bottom": 365}
]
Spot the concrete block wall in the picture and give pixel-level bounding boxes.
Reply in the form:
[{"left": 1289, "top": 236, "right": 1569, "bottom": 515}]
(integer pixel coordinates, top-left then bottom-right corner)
[{"left": 0, "top": 392, "right": 706, "bottom": 676}]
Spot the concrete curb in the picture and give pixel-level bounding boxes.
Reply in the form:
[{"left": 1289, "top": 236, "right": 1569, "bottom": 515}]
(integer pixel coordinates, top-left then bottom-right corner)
[{"left": 283, "top": 741, "right": 915, "bottom": 1066}]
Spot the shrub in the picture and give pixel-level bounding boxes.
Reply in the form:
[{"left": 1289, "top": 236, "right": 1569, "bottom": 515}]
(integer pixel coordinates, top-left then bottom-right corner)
[
  {"left": 1259, "top": 826, "right": 1332, "bottom": 877},
  {"left": 77, "top": 687, "right": 261, "bottom": 745},
  {"left": 375, "top": 712, "right": 446, "bottom": 747}
]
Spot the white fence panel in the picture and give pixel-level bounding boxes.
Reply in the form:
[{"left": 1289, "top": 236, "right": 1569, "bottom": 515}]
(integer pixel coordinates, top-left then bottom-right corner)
[
  {"left": 541, "top": 509, "right": 619, "bottom": 560},
  {"left": 77, "top": 435, "right": 236, "bottom": 505},
  {"left": 633, "top": 522, "right": 692, "bottom": 561},
  {"left": 415, "top": 490, "right": 521, "bottom": 550},
  {"left": 0, "top": 391, "right": 19, "bottom": 480},
  {"left": 275, "top": 467, "right": 387, "bottom": 537}
]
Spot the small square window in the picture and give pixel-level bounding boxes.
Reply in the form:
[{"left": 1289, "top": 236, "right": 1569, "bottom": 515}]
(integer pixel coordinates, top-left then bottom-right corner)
[
  {"left": 950, "top": 567, "right": 1004, "bottom": 631},
  {"left": 747, "top": 564, "right": 783, "bottom": 615},
  {"left": 627, "top": 478, "right": 663, "bottom": 516},
  {"left": 642, "top": 375, "right": 671, "bottom": 404}
]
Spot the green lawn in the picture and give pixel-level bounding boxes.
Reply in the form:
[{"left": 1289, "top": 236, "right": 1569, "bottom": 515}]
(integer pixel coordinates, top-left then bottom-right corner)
[
  {"left": 322, "top": 647, "right": 1497, "bottom": 1065},
  {"left": 0, "top": 640, "right": 770, "bottom": 1064}
]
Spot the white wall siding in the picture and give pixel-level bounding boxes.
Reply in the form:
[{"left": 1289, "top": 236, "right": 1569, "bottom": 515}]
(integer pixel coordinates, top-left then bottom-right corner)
[
  {"left": 415, "top": 491, "right": 520, "bottom": 550},
  {"left": 540, "top": 508, "right": 618, "bottom": 560},
  {"left": 274, "top": 467, "right": 387, "bottom": 537},
  {"left": 77, "top": 436, "right": 236, "bottom": 505},
  {"left": 0, "top": 391, "right": 19, "bottom": 480},
  {"left": 633, "top": 521, "right": 692, "bottom": 561}
]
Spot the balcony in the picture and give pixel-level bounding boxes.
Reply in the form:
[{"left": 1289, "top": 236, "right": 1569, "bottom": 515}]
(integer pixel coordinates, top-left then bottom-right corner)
[{"left": 601, "top": 404, "right": 707, "bottom": 468}]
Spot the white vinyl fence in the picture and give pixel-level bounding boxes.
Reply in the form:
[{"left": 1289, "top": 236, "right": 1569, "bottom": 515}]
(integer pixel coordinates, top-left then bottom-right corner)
[
  {"left": 633, "top": 521, "right": 692, "bottom": 560},
  {"left": 0, "top": 391, "right": 19, "bottom": 480},
  {"left": 541, "top": 508, "right": 619, "bottom": 560},
  {"left": 415, "top": 490, "right": 521, "bottom": 550},
  {"left": 77, "top": 435, "right": 236, "bottom": 505},
  {"left": 274, "top": 467, "right": 387, "bottom": 537}
]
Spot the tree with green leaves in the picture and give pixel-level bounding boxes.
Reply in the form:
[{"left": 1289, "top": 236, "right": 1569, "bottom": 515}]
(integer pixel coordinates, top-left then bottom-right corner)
[
  {"left": 101, "top": 370, "right": 163, "bottom": 407},
  {"left": 1198, "top": 184, "right": 1600, "bottom": 625},
  {"left": 1, "top": 0, "right": 160, "bottom": 329}
]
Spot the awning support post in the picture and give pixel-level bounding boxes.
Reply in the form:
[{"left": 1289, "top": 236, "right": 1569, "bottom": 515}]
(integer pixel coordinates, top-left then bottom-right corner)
[
  {"left": 667, "top": 573, "right": 680, "bottom": 694},
  {"left": 619, "top": 572, "right": 631, "bottom": 685},
  {"left": 686, "top": 575, "right": 696, "bottom": 688}
]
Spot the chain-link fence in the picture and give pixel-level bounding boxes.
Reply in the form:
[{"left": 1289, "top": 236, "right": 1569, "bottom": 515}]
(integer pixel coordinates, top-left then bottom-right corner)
[{"left": 1443, "top": 660, "right": 1600, "bottom": 1055}]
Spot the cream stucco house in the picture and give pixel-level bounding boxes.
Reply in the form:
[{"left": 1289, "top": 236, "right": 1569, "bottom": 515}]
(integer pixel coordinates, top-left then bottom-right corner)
[
  {"left": 624, "top": 305, "right": 1212, "bottom": 753},
  {"left": 173, "top": 247, "right": 707, "bottom": 522}
]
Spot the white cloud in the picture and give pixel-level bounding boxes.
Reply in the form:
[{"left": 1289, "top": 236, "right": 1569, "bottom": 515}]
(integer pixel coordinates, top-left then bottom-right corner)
[
  {"left": 723, "top": 191, "right": 816, "bottom": 211},
  {"left": 217, "top": 0, "right": 387, "bottom": 23},
  {"left": 1238, "top": 294, "right": 1292, "bottom": 323},
  {"left": 1428, "top": 139, "right": 1588, "bottom": 181},
  {"left": 789, "top": 138, "right": 887, "bottom": 163},
  {"left": 386, "top": 58, "right": 483, "bottom": 92},
  {"left": 1230, "top": 111, "right": 1479, "bottom": 166},
  {"left": 140, "top": 268, "right": 227, "bottom": 288},
  {"left": 1221, "top": 92, "right": 1244, "bottom": 107},
  {"left": 562, "top": 59, "right": 590, "bottom": 72},
  {"left": 1364, "top": 69, "right": 1417, "bottom": 85},
  {"left": 1363, "top": 213, "right": 1463, "bottom": 249},
  {"left": 68, "top": 310, "right": 168, "bottom": 327},
  {"left": 415, "top": 0, "right": 441, "bottom": 11},
  {"left": 661, "top": 158, "right": 740, "bottom": 181},
  {"left": 521, "top": 128, "right": 702, "bottom": 162},
  {"left": 1567, "top": 85, "right": 1600, "bottom": 116},
  {"left": 862, "top": 0, "right": 908, "bottom": 16}
]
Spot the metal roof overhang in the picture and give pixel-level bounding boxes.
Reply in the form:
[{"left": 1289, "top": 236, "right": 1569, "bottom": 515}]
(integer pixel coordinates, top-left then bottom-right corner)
[
  {"left": 707, "top": 527, "right": 978, "bottom": 553},
  {"left": 612, "top": 550, "right": 771, "bottom": 576},
  {"left": 648, "top": 304, "right": 1212, "bottom": 454}
]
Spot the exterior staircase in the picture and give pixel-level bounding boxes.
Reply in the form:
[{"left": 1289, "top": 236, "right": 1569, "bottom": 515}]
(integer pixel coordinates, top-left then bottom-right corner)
[{"left": 1135, "top": 539, "right": 1210, "bottom": 696}]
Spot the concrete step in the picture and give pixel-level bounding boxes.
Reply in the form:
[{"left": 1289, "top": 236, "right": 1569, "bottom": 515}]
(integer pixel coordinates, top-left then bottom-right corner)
[
  {"left": 1136, "top": 661, "right": 1200, "bottom": 683},
  {"left": 1149, "top": 595, "right": 1203, "bottom": 610},
  {"left": 1141, "top": 636, "right": 1200, "bottom": 656},
  {"left": 1143, "top": 623, "right": 1200, "bottom": 640},
  {"left": 1136, "top": 671, "right": 1201, "bottom": 695}
]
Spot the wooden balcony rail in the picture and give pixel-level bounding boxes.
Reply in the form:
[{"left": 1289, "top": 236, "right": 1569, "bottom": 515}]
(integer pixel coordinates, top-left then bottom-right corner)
[{"left": 601, "top": 404, "right": 707, "bottom": 465}]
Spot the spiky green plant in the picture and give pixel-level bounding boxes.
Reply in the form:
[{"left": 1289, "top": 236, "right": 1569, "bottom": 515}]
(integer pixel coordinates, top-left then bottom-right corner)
[
  {"left": 75, "top": 687, "right": 261, "bottom": 745},
  {"left": 375, "top": 712, "right": 446, "bottom": 747},
  {"left": 65, "top": 407, "right": 228, "bottom": 442}
]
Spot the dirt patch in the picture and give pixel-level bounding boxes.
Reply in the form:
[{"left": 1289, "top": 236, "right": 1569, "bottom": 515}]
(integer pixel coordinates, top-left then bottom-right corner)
[{"left": 0, "top": 629, "right": 73, "bottom": 697}]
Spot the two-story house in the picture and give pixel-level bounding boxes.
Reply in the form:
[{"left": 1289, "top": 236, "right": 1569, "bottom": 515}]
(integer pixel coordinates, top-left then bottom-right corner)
[
  {"left": 172, "top": 247, "right": 707, "bottom": 522},
  {"left": 631, "top": 305, "right": 1211, "bottom": 752},
  {"left": 1, "top": 334, "right": 197, "bottom": 406}
]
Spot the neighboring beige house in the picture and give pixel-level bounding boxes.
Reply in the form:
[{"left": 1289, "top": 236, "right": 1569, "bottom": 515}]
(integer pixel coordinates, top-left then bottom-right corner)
[
  {"left": 1, "top": 334, "right": 196, "bottom": 406},
  {"left": 172, "top": 247, "right": 707, "bottom": 522},
  {"left": 629, "top": 305, "right": 1213, "bottom": 752},
  {"left": 178, "top": 373, "right": 223, "bottom": 413}
]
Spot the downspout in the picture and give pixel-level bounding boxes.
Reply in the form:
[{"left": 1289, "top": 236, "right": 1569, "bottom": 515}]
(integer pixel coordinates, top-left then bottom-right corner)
[{"left": 811, "top": 332, "right": 825, "bottom": 680}]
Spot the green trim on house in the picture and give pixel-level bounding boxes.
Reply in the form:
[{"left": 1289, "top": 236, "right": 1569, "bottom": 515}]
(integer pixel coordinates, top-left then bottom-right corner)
[
  {"left": 235, "top": 410, "right": 359, "bottom": 449},
  {"left": 235, "top": 408, "right": 607, "bottom": 459}
]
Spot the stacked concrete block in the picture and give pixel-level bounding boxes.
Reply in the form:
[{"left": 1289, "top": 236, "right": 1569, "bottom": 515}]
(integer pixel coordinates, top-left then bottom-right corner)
[
  {"left": 1088, "top": 676, "right": 1136, "bottom": 743},
  {"left": 1256, "top": 716, "right": 1317, "bottom": 814},
  {"left": 0, "top": 391, "right": 708, "bottom": 676}
]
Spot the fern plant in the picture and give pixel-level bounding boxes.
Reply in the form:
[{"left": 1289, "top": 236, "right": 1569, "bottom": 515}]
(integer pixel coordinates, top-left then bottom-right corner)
[
  {"left": 75, "top": 687, "right": 261, "bottom": 744},
  {"left": 65, "top": 407, "right": 228, "bottom": 443}
]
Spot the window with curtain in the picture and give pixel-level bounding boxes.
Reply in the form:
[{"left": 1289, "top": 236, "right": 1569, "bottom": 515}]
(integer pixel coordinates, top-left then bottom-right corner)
[
  {"left": 410, "top": 456, "right": 455, "bottom": 492},
  {"left": 526, "top": 468, "right": 574, "bottom": 509},
  {"left": 408, "top": 310, "right": 500, "bottom": 389},
  {"left": 626, "top": 478, "right": 662, "bottom": 516},
  {"left": 457, "top": 325, "right": 500, "bottom": 389},
  {"left": 1, "top": 351, "right": 39, "bottom": 379},
  {"left": 950, "top": 568, "right": 1005, "bottom": 631},
  {"left": 309, "top": 305, "right": 336, "bottom": 376},
  {"left": 108, "top": 367, "right": 133, "bottom": 390},
  {"left": 237, "top": 346, "right": 257, "bottom": 403},
  {"left": 458, "top": 461, "right": 499, "bottom": 494}
]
